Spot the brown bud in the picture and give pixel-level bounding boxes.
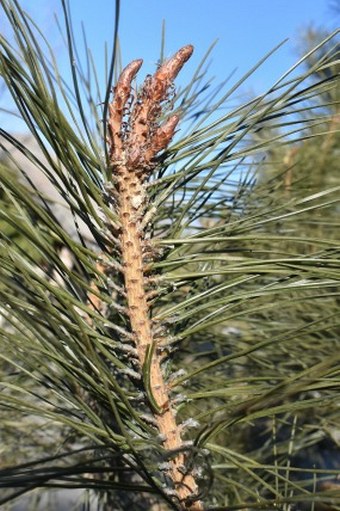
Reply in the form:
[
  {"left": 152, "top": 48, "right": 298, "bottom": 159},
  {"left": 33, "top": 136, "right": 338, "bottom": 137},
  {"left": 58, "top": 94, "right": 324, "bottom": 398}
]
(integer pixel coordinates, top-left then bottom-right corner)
[
  {"left": 157, "top": 45, "right": 194, "bottom": 82},
  {"left": 151, "top": 45, "right": 194, "bottom": 103},
  {"left": 146, "top": 114, "right": 180, "bottom": 160},
  {"left": 108, "top": 46, "right": 193, "bottom": 170},
  {"left": 108, "top": 59, "right": 143, "bottom": 160},
  {"left": 114, "top": 59, "right": 143, "bottom": 113}
]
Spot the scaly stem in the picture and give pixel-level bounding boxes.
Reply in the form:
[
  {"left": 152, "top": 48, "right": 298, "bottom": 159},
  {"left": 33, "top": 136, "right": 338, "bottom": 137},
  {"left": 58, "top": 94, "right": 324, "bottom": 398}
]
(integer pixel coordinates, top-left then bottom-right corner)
[
  {"left": 105, "top": 46, "right": 204, "bottom": 510},
  {"left": 116, "top": 163, "right": 201, "bottom": 508}
]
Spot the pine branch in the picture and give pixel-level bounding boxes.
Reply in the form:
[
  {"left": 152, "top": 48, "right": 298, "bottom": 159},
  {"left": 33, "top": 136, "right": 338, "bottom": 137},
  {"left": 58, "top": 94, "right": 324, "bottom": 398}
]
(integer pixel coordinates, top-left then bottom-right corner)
[{"left": 102, "top": 44, "right": 203, "bottom": 511}]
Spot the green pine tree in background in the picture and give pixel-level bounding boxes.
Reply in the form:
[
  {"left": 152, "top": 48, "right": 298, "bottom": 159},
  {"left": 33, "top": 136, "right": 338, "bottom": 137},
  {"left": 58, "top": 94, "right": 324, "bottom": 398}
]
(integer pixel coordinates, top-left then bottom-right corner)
[{"left": 0, "top": 1, "right": 339, "bottom": 510}]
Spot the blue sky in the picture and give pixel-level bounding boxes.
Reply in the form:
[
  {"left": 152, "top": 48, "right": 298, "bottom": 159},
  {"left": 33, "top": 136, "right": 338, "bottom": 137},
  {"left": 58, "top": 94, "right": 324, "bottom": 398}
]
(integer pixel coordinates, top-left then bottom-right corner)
[
  {"left": 83, "top": 0, "right": 336, "bottom": 87},
  {"left": 4, "top": 0, "right": 338, "bottom": 132},
  {"left": 56, "top": 0, "right": 336, "bottom": 90}
]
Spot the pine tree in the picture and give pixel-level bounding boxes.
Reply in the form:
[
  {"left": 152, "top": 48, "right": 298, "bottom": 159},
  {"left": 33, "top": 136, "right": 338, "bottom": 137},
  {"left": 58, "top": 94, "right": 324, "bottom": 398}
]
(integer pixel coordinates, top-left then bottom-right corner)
[{"left": 0, "top": 1, "right": 339, "bottom": 510}]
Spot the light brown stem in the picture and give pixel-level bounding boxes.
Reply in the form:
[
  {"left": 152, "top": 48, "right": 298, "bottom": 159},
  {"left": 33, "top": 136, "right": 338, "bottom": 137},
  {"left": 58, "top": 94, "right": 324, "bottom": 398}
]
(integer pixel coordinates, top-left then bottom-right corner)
[
  {"left": 106, "top": 45, "right": 203, "bottom": 510},
  {"left": 116, "top": 166, "right": 202, "bottom": 509}
]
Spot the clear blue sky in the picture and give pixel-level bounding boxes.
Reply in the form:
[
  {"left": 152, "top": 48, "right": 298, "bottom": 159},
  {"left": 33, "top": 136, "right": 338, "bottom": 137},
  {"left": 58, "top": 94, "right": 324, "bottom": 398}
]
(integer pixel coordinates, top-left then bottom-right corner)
[
  {"left": 5, "top": 0, "right": 338, "bottom": 130},
  {"left": 49, "top": 0, "right": 336, "bottom": 88},
  {"left": 83, "top": 0, "right": 336, "bottom": 86}
]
